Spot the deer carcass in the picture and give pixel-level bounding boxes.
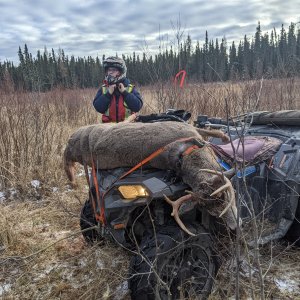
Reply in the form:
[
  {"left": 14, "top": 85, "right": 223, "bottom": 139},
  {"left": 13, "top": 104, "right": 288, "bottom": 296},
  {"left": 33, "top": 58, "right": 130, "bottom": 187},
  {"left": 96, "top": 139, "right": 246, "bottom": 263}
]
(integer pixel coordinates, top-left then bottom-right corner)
[{"left": 64, "top": 121, "right": 238, "bottom": 232}]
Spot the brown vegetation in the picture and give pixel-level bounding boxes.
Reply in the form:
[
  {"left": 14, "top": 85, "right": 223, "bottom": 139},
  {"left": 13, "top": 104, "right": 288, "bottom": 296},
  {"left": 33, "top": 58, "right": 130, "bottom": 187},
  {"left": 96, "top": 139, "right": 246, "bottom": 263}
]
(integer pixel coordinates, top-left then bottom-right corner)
[{"left": 1, "top": 78, "right": 300, "bottom": 299}]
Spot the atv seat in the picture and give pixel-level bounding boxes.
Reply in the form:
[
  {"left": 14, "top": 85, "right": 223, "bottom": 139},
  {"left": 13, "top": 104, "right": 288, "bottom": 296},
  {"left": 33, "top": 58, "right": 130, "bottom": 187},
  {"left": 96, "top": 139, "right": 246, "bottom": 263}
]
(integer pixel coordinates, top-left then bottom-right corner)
[{"left": 211, "top": 136, "right": 283, "bottom": 164}]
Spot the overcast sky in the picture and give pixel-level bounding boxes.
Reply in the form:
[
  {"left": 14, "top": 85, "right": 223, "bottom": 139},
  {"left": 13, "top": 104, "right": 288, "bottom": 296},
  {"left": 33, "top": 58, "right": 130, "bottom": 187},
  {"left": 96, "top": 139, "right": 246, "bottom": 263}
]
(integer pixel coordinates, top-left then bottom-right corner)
[{"left": 0, "top": 0, "right": 299, "bottom": 64}]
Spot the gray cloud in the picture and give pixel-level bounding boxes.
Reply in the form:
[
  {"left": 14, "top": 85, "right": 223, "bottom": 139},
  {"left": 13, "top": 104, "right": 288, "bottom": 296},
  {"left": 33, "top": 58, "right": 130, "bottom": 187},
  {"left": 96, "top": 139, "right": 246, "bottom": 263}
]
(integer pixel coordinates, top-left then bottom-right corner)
[{"left": 0, "top": 0, "right": 299, "bottom": 64}]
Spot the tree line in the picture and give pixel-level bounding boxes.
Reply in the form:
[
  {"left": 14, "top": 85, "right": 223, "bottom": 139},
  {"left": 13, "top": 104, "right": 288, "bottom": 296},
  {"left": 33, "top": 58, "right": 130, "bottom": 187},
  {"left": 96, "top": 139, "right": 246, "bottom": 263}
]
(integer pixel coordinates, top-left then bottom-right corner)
[{"left": 0, "top": 22, "right": 300, "bottom": 92}]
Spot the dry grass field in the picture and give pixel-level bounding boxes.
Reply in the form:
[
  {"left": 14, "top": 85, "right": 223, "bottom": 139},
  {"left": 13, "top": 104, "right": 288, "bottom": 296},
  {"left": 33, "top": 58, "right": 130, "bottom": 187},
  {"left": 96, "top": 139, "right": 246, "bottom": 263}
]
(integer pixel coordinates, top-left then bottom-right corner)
[{"left": 1, "top": 78, "right": 300, "bottom": 299}]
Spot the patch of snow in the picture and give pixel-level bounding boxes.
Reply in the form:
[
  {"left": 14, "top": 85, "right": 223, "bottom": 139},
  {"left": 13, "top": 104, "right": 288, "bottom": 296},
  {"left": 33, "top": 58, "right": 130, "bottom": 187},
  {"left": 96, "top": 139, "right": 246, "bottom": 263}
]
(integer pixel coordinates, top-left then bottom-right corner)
[
  {"left": 76, "top": 170, "right": 85, "bottom": 177},
  {"left": 96, "top": 260, "right": 104, "bottom": 269},
  {"left": 9, "top": 188, "right": 17, "bottom": 195},
  {"left": 65, "top": 185, "right": 72, "bottom": 192},
  {"left": 31, "top": 180, "right": 41, "bottom": 188},
  {"left": 274, "top": 277, "right": 298, "bottom": 293},
  {"left": 52, "top": 187, "right": 59, "bottom": 193},
  {"left": 0, "top": 284, "right": 12, "bottom": 296},
  {"left": 0, "top": 191, "right": 6, "bottom": 202},
  {"left": 113, "top": 281, "right": 128, "bottom": 300}
]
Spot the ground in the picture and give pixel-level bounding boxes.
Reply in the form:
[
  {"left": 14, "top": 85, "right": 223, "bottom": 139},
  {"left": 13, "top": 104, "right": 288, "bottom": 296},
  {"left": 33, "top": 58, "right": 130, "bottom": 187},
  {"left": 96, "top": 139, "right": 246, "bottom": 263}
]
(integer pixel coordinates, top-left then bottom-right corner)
[
  {"left": 1, "top": 174, "right": 299, "bottom": 299},
  {"left": 0, "top": 176, "right": 131, "bottom": 300}
]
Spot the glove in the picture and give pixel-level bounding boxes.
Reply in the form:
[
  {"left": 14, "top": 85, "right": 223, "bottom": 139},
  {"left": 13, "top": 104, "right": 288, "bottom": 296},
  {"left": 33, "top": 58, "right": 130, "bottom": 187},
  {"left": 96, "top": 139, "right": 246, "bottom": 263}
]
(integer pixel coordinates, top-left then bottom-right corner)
[{"left": 118, "top": 83, "right": 126, "bottom": 94}]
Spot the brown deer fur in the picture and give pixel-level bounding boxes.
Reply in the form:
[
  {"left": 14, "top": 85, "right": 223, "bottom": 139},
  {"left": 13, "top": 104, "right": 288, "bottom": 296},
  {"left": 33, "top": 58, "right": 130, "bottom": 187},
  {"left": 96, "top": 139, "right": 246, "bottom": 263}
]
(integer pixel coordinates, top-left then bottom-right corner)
[{"left": 63, "top": 121, "right": 237, "bottom": 229}]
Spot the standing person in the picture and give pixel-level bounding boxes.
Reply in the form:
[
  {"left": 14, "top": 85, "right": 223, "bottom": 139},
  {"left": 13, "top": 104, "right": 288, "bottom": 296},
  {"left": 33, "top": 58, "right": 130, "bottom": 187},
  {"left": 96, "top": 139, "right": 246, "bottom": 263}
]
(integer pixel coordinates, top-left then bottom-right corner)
[{"left": 93, "top": 56, "right": 143, "bottom": 123}]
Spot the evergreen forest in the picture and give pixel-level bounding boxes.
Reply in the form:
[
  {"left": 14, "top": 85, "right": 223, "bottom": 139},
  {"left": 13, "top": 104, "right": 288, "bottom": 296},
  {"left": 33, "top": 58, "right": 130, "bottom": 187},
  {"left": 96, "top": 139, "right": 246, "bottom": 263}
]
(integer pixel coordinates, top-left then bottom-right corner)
[{"left": 0, "top": 22, "right": 300, "bottom": 92}]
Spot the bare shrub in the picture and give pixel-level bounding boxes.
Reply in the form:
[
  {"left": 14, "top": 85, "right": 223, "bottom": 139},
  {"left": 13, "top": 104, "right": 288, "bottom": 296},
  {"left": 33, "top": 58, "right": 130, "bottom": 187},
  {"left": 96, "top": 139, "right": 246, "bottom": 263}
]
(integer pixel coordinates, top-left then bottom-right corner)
[{"left": 146, "top": 77, "right": 300, "bottom": 120}]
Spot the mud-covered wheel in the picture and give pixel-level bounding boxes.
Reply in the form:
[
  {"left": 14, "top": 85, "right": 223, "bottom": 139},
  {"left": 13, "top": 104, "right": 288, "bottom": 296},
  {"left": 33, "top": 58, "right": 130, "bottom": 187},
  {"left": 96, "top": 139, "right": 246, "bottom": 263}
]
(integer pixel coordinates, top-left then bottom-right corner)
[
  {"left": 128, "top": 225, "right": 218, "bottom": 300},
  {"left": 80, "top": 199, "right": 101, "bottom": 244},
  {"left": 286, "top": 200, "right": 300, "bottom": 246}
]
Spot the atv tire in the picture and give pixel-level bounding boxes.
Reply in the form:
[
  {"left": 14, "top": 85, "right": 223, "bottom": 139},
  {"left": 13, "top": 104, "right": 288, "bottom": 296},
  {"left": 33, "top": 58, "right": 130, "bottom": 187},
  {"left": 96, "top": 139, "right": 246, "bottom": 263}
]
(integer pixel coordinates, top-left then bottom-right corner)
[
  {"left": 128, "top": 225, "right": 218, "bottom": 300},
  {"left": 80, "top": 199, "right": 102, "bottom": 244},
  {"left": 286, "top": 200, "right": 300, "bottom": 246}
]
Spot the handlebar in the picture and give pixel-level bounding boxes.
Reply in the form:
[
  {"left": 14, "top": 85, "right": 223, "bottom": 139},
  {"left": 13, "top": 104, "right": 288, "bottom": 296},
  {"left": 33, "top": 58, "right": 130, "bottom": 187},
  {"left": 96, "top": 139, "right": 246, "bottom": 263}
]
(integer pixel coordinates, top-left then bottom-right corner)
[{"left": 194, "top": 115, "right": 238, "bottom": 128}]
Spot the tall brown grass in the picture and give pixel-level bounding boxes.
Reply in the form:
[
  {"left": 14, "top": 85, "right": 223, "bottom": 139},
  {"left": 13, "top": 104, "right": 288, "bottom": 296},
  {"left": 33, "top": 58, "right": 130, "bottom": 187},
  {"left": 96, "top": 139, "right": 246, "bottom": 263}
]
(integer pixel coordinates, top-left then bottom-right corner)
[
  {"left": 0, "top": 88, "right": 97, "bottom": 191},
  {"left": 141, "top": 77, "right": 300, "bottom": 119},
  {"left": 0, "top": 78, "right": 300, "bottom": 191}
]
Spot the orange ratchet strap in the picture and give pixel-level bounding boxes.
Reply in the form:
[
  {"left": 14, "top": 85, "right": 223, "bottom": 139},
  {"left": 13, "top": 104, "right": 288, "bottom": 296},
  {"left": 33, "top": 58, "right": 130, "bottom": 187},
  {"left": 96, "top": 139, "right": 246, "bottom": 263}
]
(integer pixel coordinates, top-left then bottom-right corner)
[
  {"left": 119, "top": 146, "right": 167, "bottom": 180},
  {"left": 83, "top": 161, "right": 97, "bottom": 217},
  {"left": 91, "top": 157, "right": 106, "bottom": 225},
  {"left": 182, "top": 145, "right": 200, "bottom": 157},
  {"left": 119, "top": 137, "right": 205, "bottom": 180}
]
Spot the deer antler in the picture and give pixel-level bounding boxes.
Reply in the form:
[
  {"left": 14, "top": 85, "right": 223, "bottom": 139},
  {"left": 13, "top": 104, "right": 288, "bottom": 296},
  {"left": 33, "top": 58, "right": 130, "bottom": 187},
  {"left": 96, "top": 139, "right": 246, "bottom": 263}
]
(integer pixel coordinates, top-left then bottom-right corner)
[
  {"left": 163, "top": 194, "right": 196, "bottom": 236},
  {"left": 199, "top": 169, "right": 235, "bottom": 217},
  {"left": 163, "top": 169, "right": 237, "bottom": 235}
]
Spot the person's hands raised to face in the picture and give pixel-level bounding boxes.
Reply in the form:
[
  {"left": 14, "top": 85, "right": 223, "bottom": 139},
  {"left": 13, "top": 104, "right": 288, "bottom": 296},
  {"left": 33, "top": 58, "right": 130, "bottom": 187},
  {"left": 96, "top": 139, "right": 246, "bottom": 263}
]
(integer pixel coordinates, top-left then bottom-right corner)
[{"left": 106, "top": 67, "right": 121, "bottom": 94}]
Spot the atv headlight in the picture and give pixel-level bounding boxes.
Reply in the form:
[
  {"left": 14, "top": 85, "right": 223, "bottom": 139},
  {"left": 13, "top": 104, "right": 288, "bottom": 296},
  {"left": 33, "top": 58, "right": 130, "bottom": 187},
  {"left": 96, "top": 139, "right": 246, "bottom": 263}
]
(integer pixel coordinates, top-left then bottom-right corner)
[{"left": 118, "top": 185, "right": 149, "bottom": 200}]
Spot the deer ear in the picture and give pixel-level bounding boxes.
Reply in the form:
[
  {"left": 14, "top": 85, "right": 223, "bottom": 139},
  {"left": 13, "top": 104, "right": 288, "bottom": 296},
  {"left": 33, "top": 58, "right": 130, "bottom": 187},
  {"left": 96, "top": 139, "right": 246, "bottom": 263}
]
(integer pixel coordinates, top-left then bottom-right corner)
[
  {"left": 195, "top": 128, "right": 229, "bottom": 142},
  {"left": 167, "top": 143, "right": 189, "bottom": 170}
]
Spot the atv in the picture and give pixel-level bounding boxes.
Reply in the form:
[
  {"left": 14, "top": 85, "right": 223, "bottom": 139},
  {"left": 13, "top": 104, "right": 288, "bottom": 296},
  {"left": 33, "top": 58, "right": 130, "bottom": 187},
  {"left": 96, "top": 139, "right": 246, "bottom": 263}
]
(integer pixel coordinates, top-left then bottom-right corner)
[{"left": 80, "top": 110, "right": 300, "bottom": 300}]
